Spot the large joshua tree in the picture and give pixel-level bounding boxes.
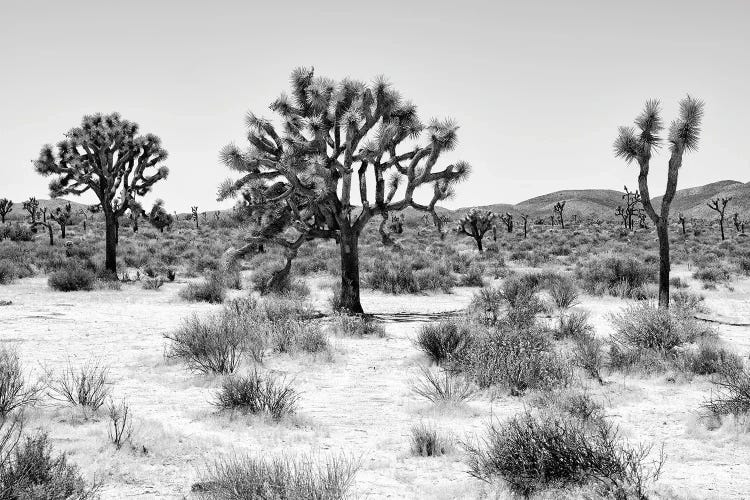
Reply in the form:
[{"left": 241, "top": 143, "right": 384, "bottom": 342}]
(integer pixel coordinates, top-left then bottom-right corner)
[
  {"left": 614, "top": 96, "right": 704, "bottom": 308},
  {"left": 219, "top": 68, "right": 470, "bottom": 313},
  {"left": 34, "top": 113, "right": 169, "bottom": 274}
]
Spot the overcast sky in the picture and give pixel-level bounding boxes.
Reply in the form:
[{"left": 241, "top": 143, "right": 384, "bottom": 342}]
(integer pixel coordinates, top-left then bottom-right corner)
[{"left": 1, "top": 0, "right": 748, "bottom": 212}]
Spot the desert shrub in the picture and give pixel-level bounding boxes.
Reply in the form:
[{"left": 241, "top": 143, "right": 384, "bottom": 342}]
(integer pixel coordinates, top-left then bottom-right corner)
[
  {"left": 0, "top": 260, "right": 33, "bottom": 285},
  {"left": 469, "top": 286, "right": 504, "bottom": 325},
  {"left": 5, "top": 224, "right": 33, "bottom": 242},
  {"left": 251, "top": 265, "right": 309, "bottom": 297},
  {"left": 548, "top": 277, "right": 579, "bottom": 309},
  {"left": 555, "top": 310, "right": 593, "bottom": 340},
  {"left": 529, "top": 389, "right": 605, "bottom": 424},
  {"left": 693, "top": 264, "right": 731, "bottom": 284},
  {"left": 466, "top": 410, "right": 662, "bottom": 498},
  {"left": 669, "top": 276, "right": 689, "bottom": 289},
  {"left": 576, "top": 254, "right": 655, "bottom": 297},
  {"left": 702, "top": 365, "right": 750, "bottom": 417},
  {"left": 366, "top": 258, "right": 454, "bottom": 294},
  {"left": 0, "top": 432, "right": 98, "bottom": 499},
  {"left": 459, "top": 263, "right": 485, "bottom": 287},
  {"left": 0, "top": 349, "right": 41, "bottom": 418},
  {"left": 412, "top": 366, "right": 477, "bottom": 404},
  {"left": 410, "top": 422, "right": 450, "bottom": 457},
  {"left": 213, "top": 370, "right": 299, "bottom": 420},
  {"left": 328, "top": 282, "right": 343, "bottom": 312},
  {"left": 47, "top": 264, "right": 95, "bottom": 292},
  {"left": 107, "top": 398, "right": 132, "bottom": 450},
  {"left": 609, "top": 305, "right": 714, "bottom": 371},
  {"left": 572, "top": 333, "right": 607, "bottom": 384},
  {"left": 165, "top": 311, "right": 245, "bottom": 374},
  {"left": 671, "top": 290, "right": 705, "bottom": 314},
  {"left": 47, "top": 360, "right": 110, "bottom": 411},
  {"left": 416, "top": 320, "right": 471, "bottom": 365},
  {"left": 680, "top": 339, "right": 744, "bottom": 376},
  {"left": 297, "top": 327, "right": 330, "bottom": 354},
  {"left": 179, "top": 272, "right": 226, "bottom": 303},
  {"left": 456, "top": 326, "right": 571, "bottom": 395},
  {"left": 142, "top": 277, "right": 163, "bottom": 290},
  {"left": 195, "top": 453, "right": 358, "bottom": 500},
  {"left": 739, "top": 256, "right": 750, "bottom": 275},
  {"left": 329, "top": 313, "right": 385, "bottom": 338}
]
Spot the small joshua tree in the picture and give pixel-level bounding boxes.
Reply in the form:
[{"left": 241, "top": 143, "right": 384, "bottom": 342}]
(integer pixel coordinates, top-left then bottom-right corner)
[
  {"left": 191, "top": 206, "right": 199, "bottom": 230},
  {"left": 149, "top": 199, "right": 173, "bottom": 233},
  {"left": 23, "top": 197, "right": 40, "bottom": 224},
  {"left": 0, "top": 198, "right": 12, "bottom": 223},
  {"left": 520, "top": 214, "right": 529, "bottom": 239},
  {"left": 553, "top": 201, "right": 566, "bottom": 229},
  {"left": 707, "top": 197, "right": 731, "bottom": 241},
  {"left": 457, "top": 208, "right": 496, "bottom": 252},
  {"left": 34, "top": 113, "right": 169, "bottom": 274},
  {"left": 615, "top": 206, "right": 628, "bottom": 228},
  {"left": 678, "top": 212, "right": 686, "bottom": 235},
  {"left": 49, "top": 202, "right": 73, "bottom": 238},
  {"left": 732, "top": 213, "right": 741, "bottom": 232},
  {"left": 614, "top": 96, "right": 704, "bottom": 308},
  {"left": 500, "top": 212, "right": 513, "bottom": 233},
  {"left": 218, "top": 68, "right": 470, "bottom": 313},
  {"left": 622, "top": 186, "right": 642, "bottom": 230},
  {"left": 128, "top": 201, "right": 145, "bottom": 232}
]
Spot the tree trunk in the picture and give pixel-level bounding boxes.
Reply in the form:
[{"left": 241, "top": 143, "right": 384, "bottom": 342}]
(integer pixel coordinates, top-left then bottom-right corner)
[
  {"left": 657, "top": 221, "right": 670, "bottom": 308},
  {"left": 719, "top": 219, "right": 725, "bottom": 240},
  {"left": 60, "top": 224, "right": 66, "bottom": 239},
  {"left": 46, "top": 225, "right": 53, "bottom": 246},
  {"left": 475, "top": 235, "right": 484, "bottom": 252},
  {"left": 338, "top": 229, "right": 364, "bottom": 314},
  {"left": 104, "top": 211, "right": 118, "bottom": 274}
]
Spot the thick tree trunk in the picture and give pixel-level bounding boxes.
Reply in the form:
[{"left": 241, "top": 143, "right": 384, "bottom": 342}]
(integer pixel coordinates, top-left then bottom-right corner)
[
  {"left": 657, "top": 221, "right": 670, "bottom": 308},
  {"left": 104, "top": 211, "right": 118, "bottom": 274},
  {"left": 475, "top": 235, "right": 484, "bottom": 252},
  {"left": 60, "top": 224, "right": 66, "bottom": 239},
  {"left": 338, "top": 229, "right": 364, "bottom": 314},
  {"left": 719, "top": 219, "right": 725, "bottom": 240}
]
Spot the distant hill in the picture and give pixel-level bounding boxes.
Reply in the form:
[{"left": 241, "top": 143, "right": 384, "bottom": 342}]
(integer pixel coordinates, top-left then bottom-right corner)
[
  {"left": 5, "top": 198, "right": 89, "bottom": 221},
  {"left": 446, "top": 180, "right": 750, "bottom": 222}
]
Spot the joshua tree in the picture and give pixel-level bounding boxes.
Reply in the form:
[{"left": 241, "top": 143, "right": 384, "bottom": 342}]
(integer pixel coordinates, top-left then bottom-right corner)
[
  {"left": 49, "top": 202, "right": 73, "bottom": 238},
  {"left": 34, "top": 113, "right": 169, "bottom": 274},
  {"left": 677, "top": 213, "right": 686, "bottom": 235},
  {"left": 128, "top": 201, "right": 145, "bottom": 232},
  {"left": 553, "top": 201, "right": 566, "bottom": 229},
  {"left": 732, "top": 212, "right": 744, "bottom": 233},
  {"left": 549, "top": 214, "right": 555, "bottom": 227},
  {"left": 0, "top": 199, "right": 12, "bottom": 223},
  {"left": 191, "top": 206, "right": 199, "bottom": 229},
  {"left": 23, "top": 197, "right": 39, "bottom": 224},
  {"left": 615, "top": 206, "right": 629, "bottom": 228},
  {"left": 621, "top": 186, "right": 642, "bottom": 230},
  {"left": 457, "top": 208, "right": 496, "bottom": 252},
  {"left": 149, "top": 199, "right": 173, "bottom": 233},
  {"left": 520, "top": 214, "right": 529, "bottom": 238},
  {"left": 40, "top": 207, "right": 48, "bottom": 223},
  {"left": 500, "top": 212, "right": 513, "bottom": 233},
  {"left": 707, "top": 197, "right": 731, "bottom": 240},
  {"left": 218, "top": 68, "right": 470, "bottom": 313},
  {"left": 614, "top": 96, "right": 704, "bottom": 308}
]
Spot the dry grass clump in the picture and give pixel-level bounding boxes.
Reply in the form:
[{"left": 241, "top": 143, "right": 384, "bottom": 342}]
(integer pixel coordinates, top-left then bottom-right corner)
[
  {"left": 365, "top": 257, "right": 455, "bottom": 294},
  {"left": 194, "top": 453, "right": 358, "bottom": 499},
  {"left": 179, "top": 272, "right": 226, "bottom": 303},
  {"left": 46, "top": 359, "right": 110, "bottom": 411},
  {"left": 415, "top": 320, "right": 472, "bottom": 365},
  {"left": 212, "top": 370, "right": 300, "bottom": 420},
  {"left": 328, "top": 313, "right": 385, "bottom": 338},
  {"left": 576, "top": 254, "right": 655, "bottom": 298},
  {"left": 410, "top": 422, "right": 451, "bottom": 457},
  {"left": 702, "top": 364, "right": 750, "bottom": 417},
  {"left": 412, "top": 366, "right": 478, "bottom": 404},
  {"left": 47, "top": 263, "right": 95, "bottom": 292},
  {"left": 466, "top": 409, "right": 663, "bottom": 498}
]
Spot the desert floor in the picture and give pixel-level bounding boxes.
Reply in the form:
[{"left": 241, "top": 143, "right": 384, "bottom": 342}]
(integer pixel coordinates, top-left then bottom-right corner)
[{"left": 1, "top": 264, "right": 750, "bottom": 499}]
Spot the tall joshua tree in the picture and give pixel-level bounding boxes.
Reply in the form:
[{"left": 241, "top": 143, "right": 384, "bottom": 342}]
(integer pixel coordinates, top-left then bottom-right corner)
[
  {"left": 218, "top": 68, "right": 470, "bottom": 313},
  {"left": 0, "top": 199, "right": 12, "bottom": 223},
  {"left": 457, "top": 208, "right": 496, "bottom": 252},
  {"left": 553, "top": 201, "right": 566, "bottom": 229},
  {"left": 707, "top": 197, "right": 731, "bottom": 241},
  {"left": 614, "top": 96, "right": 704, "bottom": 308},
  {"left": 34, "top": 113, "right": 169, "bottom": 274}
]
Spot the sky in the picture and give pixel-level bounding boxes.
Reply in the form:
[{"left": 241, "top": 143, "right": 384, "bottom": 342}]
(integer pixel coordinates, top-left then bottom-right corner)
[{"left": 1, "top": 0, "right": 748, "bottom": 212}]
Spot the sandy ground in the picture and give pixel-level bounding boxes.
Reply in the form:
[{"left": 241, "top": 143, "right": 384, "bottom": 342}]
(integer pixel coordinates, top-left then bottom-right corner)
[{"left": 1, "top": 265, "right": 750, "bottom": 499}]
